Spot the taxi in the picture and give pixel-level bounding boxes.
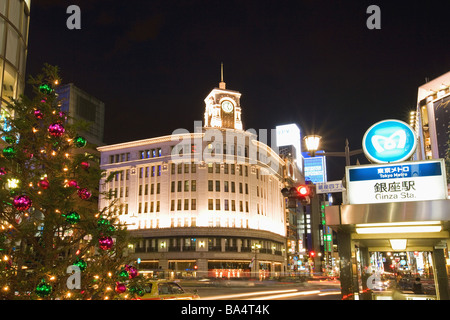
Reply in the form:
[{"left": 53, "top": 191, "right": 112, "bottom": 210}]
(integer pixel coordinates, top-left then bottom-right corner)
[{"left": 136, "top": 280, "right": 200, "bottom": 300}]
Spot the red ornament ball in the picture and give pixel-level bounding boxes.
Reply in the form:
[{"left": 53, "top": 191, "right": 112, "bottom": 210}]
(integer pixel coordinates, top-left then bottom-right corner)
[
  {"left": 77, "top": 188, "right": 92, "bottom": 200},
  {"left": 48, "top": 123, "right": 65, "bottom": 137},
  {"left": 68, "top": 180, "right": 79, "bottom": 188},
  {"left": 38, "top": 179, "right": 50, "bottom": 190},
  {"left": 98, "top": 236, "right": 114, "bottom": 250},
  {"left": 34, "top": 109, "right": 44, "bottom": 119},
  {"left": 13, "top": 195, "right": 32, "bottom": 211},
  {"left": 115, "top": 282, "right": 127, "bottom": 294},
  {"left": 80, "top": 161, "right": 90, "bottom": 170}
]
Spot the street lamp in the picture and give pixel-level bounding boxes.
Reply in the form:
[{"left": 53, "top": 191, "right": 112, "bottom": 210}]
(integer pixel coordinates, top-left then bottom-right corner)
[{"left": 303, "top": 135, "right": 363, "bottom": 166}]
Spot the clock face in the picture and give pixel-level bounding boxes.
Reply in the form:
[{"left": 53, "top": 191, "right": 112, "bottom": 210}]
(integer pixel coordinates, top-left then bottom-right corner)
[{"left": 221, "top": 101, "right": 234, "bottom": 113}]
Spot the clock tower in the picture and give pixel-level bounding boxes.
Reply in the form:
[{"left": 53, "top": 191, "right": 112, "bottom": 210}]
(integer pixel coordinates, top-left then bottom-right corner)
[{"left": 204, "top": 64, "right": 243, "bottom": 130}]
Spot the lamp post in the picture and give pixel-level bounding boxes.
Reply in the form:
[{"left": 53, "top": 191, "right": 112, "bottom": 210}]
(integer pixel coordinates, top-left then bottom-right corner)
[
  {"left": 303, "top": 136, "right": 363, "bottom": 166},
  {"left": 251, "top": 243, "right": 261, "bottom": 280}
]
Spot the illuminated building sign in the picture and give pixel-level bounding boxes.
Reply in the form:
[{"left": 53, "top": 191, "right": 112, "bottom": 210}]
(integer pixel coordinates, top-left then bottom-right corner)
[
  {"left": 362, "top": 119, "right": 417, "bottom": 164},
  {"left": 346, "top": 159, "right": 447, "bottom": 205}
]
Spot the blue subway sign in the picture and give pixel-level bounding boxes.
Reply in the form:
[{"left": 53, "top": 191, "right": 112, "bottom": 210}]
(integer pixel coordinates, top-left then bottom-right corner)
[{"left": 362, "top": 119, "right": 417, "bottom": 164}]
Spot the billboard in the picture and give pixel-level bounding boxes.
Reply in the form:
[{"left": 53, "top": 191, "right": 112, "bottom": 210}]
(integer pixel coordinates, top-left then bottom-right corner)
[{"left": 346, "top": 159, "right": 447, "bottom": 205}]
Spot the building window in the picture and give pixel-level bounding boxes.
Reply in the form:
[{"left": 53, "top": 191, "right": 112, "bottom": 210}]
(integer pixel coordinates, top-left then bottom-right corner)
[
  {"left": 177, "top": 181, "right": 182, "bottom": 192},
  {"left": 231, "top": 200, "right": 236, "bottom": 211},
  {"left": 208, "top": 199, "right": 214, "bottom": 210},
  {"left": 184, "top": 180, "right": 189, "bottom": 192},
  {"left": 216, "top": 199, "right": 220, "bottom": 210},
  {"left": 177, "top": 199, "right": 182, "bottom": 211},
  {"left": 245, "top": 183, "right": 248, "bottom": 194},
  {"left": 171, "top": 163, "right": 175, "bottom": 174},
  {"left": 144, "top": 202, "right": 148, "bottom": 213},
  {"left": 158, "top": 165, "right": 161, "bottom": 176},
  {"left": 171, "top": 200, "right": 175, "bottom": 211},
  {"left": 145, "top": 184, "right": 148, "bottom": 195},
  {"left": 178, "top": 164, "right": 182, "bottom": 174},
  {"left": 208, "top": 180, "right": 213, "bottom": 192},
  {"left": 208, "top": 163, "right": 213, "bottom": 173},
  {"left": 156, "top": 183, "right": 160, "bottom": 194},
  {"left": 224, "top": 199, "right": 229, "bottom": 211},
  {"left": 215, "top": 163, "right": 220, "bottom": 173},
  {"left": 138, "top": 202, "right": 142, "bottom": 213},
  {"left": 191, "top": 199, "right": 196, "bottom": 210},
  {"left": 231, "top": 164, "right": 235, "bottom": 175},
  {"left": 156, "top": 201, "right": 160, "bottom": 212},
  {"left": 171, "top": 181, "right": 175, "bottom": 192},
  {"left": 191, "top": 180, "right": 196, "bottom": 192},
  {"left": 151, "top": 166, "right": 155, "bottom": 177},
  {"left": 150, "top": 184, "right": 154, "bottom": 195},
  {"left": 184, "top": 199, "right": 189, "bottom": 210},
  {"left": 246, "top": 201, "right": 249, "bottom": 212},
  {"left": 239, "top": 164, "right": 243, "bottom": 176},
  {"left": 239, "top": 201, "right": 243, "bottom": 212},
  {"left": 191, "top": 162, "right": 196, "bottom": 173},
  {"left": 184, "top": 163, "right": 189, "bottom": 173},
  {"left": 224, "top": 164, "right": 229, "bottom": 174},
  {"left": 231, "top": 181, "right": 235, "bottom": 193},
  {"left": 224, "top": 181, "right": 229, "bottom": 192},
  {"left": 215, "top": 180, "right": 220, "bottom": 192},
  {"left": 239, "top": 183, "right": 243, "bottom": 194}
]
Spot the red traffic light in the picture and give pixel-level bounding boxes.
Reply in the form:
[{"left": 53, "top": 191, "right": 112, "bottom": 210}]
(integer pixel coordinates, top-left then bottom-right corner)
[
  {"left": 296, "top": 185, "right": 310, "bottom": 197},
  {"left": 309, "top": 251, "right": 316, "bottom": 257}
]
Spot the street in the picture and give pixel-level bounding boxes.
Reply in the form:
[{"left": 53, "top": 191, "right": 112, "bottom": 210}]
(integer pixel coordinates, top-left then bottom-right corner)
[{"left": 184, "top": 279, "right": 341, "bottom": 300}]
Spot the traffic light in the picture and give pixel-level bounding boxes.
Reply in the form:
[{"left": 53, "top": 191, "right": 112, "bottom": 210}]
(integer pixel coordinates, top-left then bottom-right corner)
[
  {"left": 309, "top": 251, "right": 316, "bottom": 258},
  {"left": 296, "top": 185, "right": 311, "bottom": 205}
]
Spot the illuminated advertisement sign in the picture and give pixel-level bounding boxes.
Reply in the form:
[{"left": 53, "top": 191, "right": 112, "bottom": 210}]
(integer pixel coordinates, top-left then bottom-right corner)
[
  {"left": 303, "top": 152, "right": 327, "bottom": 184},
  {"left": 276, "top": 124, "right": 302, "bottom": 172},
  {"left": 362, "top": 119, "right": 417, "bottom": 164},
  {"left": 346, "top": 159, "right": 447, "bottom": 205}
]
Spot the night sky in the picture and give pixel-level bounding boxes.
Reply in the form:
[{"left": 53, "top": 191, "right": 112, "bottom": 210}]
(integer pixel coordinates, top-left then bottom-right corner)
[{"left": 25, "top": 0, "right": 450, "bottom": 181}]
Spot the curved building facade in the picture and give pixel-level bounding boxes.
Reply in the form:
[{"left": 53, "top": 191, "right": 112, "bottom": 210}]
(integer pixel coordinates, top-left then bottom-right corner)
[
  {"left": 99, "top": 81, "right": 288, "bottom": 278},
  {"left": 0, "top": 0, "right": 30, "bottom": 107}
]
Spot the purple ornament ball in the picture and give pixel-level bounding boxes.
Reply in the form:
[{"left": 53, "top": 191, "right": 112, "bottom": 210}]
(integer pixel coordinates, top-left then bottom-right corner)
[
  {"left": 48, "top": 123, "right": 65, "bottom": 137},
  {"left": 13, "top": 195, "right": 32, "bottom": 211},
  {"left": 77, "top": 188, "right": 92, "bottom": 200},
  {"left": 99, "top": 236, "right": 114, "bottom": 250},
  {"left": 125, "top": 265, "right": 138, "bottom": 279}
]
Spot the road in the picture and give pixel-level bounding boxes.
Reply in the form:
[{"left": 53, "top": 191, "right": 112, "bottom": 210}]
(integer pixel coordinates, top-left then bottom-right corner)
[{"left": 184, "top": 279, "right": 342, "bottom": 300}]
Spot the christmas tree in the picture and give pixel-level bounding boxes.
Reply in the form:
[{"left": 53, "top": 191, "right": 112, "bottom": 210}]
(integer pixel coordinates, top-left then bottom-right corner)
[{"left": 0, "top": 64, "right": 145, "bottom": 299}]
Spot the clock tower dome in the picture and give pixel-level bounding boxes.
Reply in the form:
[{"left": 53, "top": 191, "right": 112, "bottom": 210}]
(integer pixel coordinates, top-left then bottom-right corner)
[{"left": 203, "top": 64, "right": 243, "bottom": 130}]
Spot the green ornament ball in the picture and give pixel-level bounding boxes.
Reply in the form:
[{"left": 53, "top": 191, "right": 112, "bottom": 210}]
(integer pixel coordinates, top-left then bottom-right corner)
[
  {"left": 2, "top": 146, "right": 16, "bottom": 159},
  {"left": 73, "top": 258, "right": 87, "bottom": 271},
  {"left": 39, "top": 84, "right": 53, "bottom": 95},
  {"left": 35, "top": 279, "right": 52, "bottom": 298},
  {"left": 97, "top": 218, "right": 111, "bottom": 227},
  {"left": 63, "top": 211, "right": 80, "bottom": 224},
  {"left": 73, "top": 136, "right": 87, "bottom": 148},
  {"left": 118, "top": 268, "right": 129, "bottom": 281}
]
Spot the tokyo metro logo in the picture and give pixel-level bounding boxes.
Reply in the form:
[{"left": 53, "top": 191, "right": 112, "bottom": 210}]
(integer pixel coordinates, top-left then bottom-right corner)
[
  {"left": 362, "top": 120, "right": 417, "bottom": 164},
  {"left": 371, "top": 130, "right": 407, "bottom": 153}
]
